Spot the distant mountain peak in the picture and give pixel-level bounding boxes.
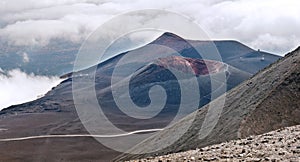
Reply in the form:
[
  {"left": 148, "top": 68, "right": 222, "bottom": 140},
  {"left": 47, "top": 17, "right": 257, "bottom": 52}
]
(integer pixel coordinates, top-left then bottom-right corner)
[
  {"left": 150, "top": 32, "right": 186, "bottom": 45},
  {"left": 160, "top": 32, "right": 182, "bottom": 38}
]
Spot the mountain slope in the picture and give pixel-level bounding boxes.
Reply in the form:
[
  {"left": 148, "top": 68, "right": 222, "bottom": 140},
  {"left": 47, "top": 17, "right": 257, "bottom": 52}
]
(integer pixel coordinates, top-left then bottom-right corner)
[
  {"left": 116, "top": 47, "right": 300, "bottom": 161},
  {"left": 129, "top": 125, "right": 300, "bottom": 162},
  {"left": 0, "top": 33, "right": 281, "bottom": 161}
]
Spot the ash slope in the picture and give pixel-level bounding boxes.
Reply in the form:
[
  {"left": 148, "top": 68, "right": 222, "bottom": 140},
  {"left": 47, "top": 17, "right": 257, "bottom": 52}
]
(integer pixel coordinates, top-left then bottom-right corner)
[{"left": 116, "top": 47, "right": 300, "bottom": 161}]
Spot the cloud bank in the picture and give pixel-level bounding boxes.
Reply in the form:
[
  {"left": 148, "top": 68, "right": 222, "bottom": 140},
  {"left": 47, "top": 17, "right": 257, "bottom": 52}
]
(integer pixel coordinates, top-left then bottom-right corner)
[
  {"left": 0, "top": 69, "right": 62, "bottom": 110},
  {"left": 0, "top": 0, "right": 299, "bottom": 55}
]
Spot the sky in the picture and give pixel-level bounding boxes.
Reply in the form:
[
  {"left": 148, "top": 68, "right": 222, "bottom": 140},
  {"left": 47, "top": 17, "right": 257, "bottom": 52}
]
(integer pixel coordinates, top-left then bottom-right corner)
[
  {"left": 0, "top": 0, "right": 299, "bottom": 55},
  {"left": 0, "top": 0, "right": 300, "bottom": 110}
]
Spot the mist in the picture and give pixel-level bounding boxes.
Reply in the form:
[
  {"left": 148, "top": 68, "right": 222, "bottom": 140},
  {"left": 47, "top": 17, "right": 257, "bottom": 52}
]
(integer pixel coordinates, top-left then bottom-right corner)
[{"left": 0, "top": 69, "right": 62, "bottom": 110}]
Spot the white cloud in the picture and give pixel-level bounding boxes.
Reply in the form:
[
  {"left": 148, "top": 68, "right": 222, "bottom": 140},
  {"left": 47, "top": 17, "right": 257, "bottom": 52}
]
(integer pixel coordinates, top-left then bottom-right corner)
[
  {"left": 0, "top": 69, "right": 62, "bottom": 110},
  {"left": 0, "top": 19, "right": 88, "bottom": 46},
  {"left": 198, "top": 0, "right": 300, "bottom": 54},
  {"left": 0, "top": 0, "right": 299, "bottom": 55}
]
